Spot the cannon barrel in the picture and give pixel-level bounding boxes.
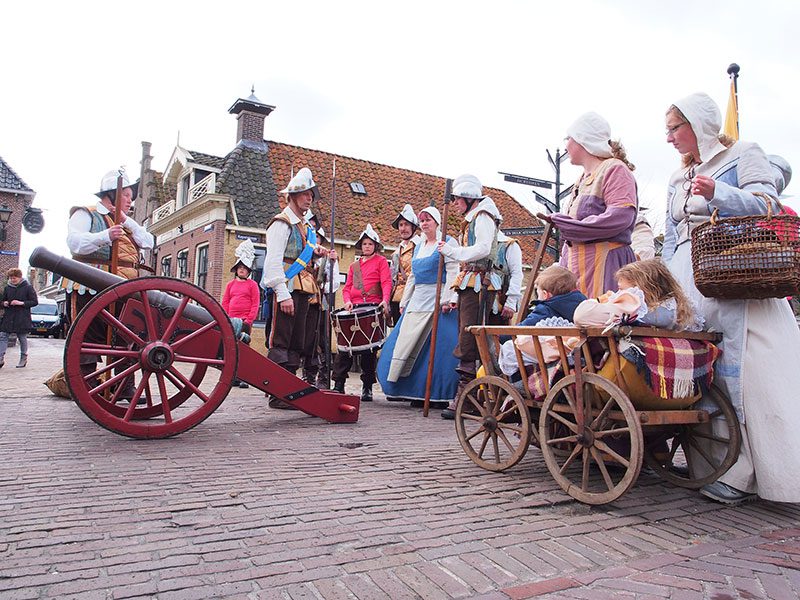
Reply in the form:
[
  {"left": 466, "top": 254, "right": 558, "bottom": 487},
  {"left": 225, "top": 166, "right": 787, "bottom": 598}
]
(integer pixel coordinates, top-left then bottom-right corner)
[{"left": 29, "top": 246, "right": 213, "bottom": 325}]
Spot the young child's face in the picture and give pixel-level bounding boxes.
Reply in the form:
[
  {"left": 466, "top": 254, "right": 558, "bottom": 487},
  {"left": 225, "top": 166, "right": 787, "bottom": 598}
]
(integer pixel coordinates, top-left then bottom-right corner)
[{"left": 617, "top": 276, "right": 634, "bottom": 290}]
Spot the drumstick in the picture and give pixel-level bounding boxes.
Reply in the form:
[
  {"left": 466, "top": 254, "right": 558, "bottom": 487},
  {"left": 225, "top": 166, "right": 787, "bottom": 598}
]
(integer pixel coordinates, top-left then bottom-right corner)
[{"left": 423, "top": 179, "right": 453, "bottom": 417}]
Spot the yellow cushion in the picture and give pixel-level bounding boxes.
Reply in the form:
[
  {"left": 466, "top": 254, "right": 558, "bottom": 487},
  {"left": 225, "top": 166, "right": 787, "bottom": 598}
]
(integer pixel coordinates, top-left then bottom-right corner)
[{"left": 596, "top": 357, "right": 700, "bottom": 410}]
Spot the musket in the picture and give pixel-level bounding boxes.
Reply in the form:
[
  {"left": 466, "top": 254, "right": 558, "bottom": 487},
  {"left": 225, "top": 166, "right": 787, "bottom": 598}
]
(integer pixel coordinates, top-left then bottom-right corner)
[
  {"left": 422, "top": 178, "right": 453, "bottom": 417},
  {"left": 325, "top": 159, "right": 337, "bottom": 387},
  {"left": 514, "top": 220, "right": 554, "bottom": 324},
  {"left": 110, "top": 169, "right": 124, "bottom": 276}
]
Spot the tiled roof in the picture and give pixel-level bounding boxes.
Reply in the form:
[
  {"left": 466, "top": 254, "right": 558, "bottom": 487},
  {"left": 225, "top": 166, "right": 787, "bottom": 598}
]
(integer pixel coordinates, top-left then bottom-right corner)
[
  {"left": 0, "top": 155, "right": 34, "bottom": 194},
  {"left": 186, "top": 150, "right": 226, "bottom": 170},
  {"left": 217, "top": 143, "right": 280, "bottom": 228},
  {"left": 265, "top": 141, "right": 547, "bottom": 263}
]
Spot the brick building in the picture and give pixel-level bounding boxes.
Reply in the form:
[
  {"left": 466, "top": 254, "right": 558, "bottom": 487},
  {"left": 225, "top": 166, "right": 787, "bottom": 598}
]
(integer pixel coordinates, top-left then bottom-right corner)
[
  {"left": 141, "top": 92, "right": 547, "bottom": 348},
  {"left": 0, "top": 156, "right": 36, "bottom": 277}
]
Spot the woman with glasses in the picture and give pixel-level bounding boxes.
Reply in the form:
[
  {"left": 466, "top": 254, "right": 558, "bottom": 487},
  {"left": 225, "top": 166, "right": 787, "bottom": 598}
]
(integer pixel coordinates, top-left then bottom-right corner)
[
  {"left": 662, "top": 92, "right": 800, "bottom": 505},
  {"left": 540, "top": 112, "right": 638, "bottom": 298}
]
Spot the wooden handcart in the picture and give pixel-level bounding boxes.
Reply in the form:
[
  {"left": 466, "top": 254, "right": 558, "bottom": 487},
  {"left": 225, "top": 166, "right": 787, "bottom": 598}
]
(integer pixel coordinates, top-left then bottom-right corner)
[{"left": 455, "top": 324, "right": 741, "bottom": 505}]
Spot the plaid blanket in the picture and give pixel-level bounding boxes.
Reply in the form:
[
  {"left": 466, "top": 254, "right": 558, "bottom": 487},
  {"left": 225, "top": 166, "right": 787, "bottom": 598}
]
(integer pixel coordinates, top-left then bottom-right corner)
[{"left": 621, "top": 337, "right": 720, "bottom": 399}]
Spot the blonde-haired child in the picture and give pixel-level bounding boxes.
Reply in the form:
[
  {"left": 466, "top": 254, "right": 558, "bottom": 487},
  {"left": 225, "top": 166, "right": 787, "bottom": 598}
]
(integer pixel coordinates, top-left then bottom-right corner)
[{"left": 614, "top": 259, "right": 699, "bottom": 331}]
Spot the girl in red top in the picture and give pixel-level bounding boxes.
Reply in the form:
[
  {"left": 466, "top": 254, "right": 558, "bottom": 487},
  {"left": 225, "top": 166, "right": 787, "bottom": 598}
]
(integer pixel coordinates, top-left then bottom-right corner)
[
  {"left": 333, "top": 224, "right": 392, "bottom": 401},
  {"left": 222, "top": 240, "right": 261, "bottom": 387}
]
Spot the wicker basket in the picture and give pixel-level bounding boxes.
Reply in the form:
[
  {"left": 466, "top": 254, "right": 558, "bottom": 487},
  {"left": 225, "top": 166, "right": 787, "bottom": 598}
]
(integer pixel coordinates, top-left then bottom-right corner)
[{"left": 691, "top": 193, "right": 800, "bottom": 299}]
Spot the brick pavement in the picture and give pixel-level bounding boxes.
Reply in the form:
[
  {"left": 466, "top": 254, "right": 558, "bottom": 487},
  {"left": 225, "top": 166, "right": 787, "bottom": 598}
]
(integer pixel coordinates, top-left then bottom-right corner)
[{"left": 1, "top": 338, "right": 798, "bottom": 599}]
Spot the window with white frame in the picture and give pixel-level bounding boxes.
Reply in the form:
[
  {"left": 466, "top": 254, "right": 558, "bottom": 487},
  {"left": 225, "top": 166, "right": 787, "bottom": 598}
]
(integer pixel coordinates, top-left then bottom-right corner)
[
  {"left": 195, "top": 244, "right": 209, "bottom": 290},
  {"left": 161, "top": 255, "right": 172, "bottom": 277}
]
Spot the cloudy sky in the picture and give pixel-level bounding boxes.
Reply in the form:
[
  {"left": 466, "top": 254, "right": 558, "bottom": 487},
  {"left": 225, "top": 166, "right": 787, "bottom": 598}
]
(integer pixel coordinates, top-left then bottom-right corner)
[{"left": 2, "top": 0, "right": 799, "bottom": 268}]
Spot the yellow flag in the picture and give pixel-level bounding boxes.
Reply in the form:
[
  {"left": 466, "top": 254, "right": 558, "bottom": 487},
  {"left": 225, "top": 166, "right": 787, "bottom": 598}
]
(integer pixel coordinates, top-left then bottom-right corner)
[{"left": 723, "top": 77, "right": 739, "bottom": 140}]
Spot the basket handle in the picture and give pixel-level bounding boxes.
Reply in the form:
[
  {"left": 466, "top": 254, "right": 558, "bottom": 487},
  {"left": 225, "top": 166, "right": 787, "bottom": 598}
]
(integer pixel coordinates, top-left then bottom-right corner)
[
  {"left": 710, "top": 191, "right": 782, "bottom": 224},
  {"left": 753, "top": 191, "right": 783, "bottom": 219}
]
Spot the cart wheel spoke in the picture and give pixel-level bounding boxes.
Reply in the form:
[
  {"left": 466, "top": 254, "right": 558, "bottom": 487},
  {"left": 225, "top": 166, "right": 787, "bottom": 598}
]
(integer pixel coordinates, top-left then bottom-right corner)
[
  {"left": 558, "top": 444, "right": 583, "bottom": 474},
  {"left": 581, "top": 448, "right": 591, "bottom": 491},
  {"left": 495, "top": 427, "right": 517, "bottom": 454},
  {"left": 97, "top": 308, "right": 146, "bottom": 347},
  {"left": 590, "top": 446, "right": 615, "bottom": 491},
  {"left": 496, "top": 422, "right": 523, "bottom": 435},
  {"left": 593, "top": 439, "right": 630, "bottom": 468},
  {"left": 685, "top": 433, "right": 716, "bottom": 467},
  {"left": 492, "top": 433, "right": 500, "bottom": 463},
  {"left": 594, "top": 426, "right": 631, "bottom": 439},
  {"left": 477, "top": 431, "right": 491, "bottom": 458},
  {"left": 462, "top": 413, "right": 484, "bottom": 423},
  {"left": 590, "top": 397, "right": 616, "bottom": 430},
  {"left": 546, "top": 409, "right": 579, "bottom": 434},
  {"left": 166, "top": 366, "right": 211, "bottom": 403},
  {"left": 690, "top": 431, "right": 731, "bottom": 445},
  {"left": 155, "top": 373, "right": 174, "bottom": 423},
  {"left": 170, "top": 320, "right": 218, "bottom": 352},
  {"left": 464, "top": 426, "right": 487, "bottom": 442},
  {"left": 160, "top": 295, "right": 190, "bottom": 342},
  {"left": 547, "top": 434, "right": 578, "bottom": 446},
  {"left": 173, "top": 354, "right": 226, "bottom": 367},
  {"left": 138, "top": 290, "right": 159, "bottom": 342}
]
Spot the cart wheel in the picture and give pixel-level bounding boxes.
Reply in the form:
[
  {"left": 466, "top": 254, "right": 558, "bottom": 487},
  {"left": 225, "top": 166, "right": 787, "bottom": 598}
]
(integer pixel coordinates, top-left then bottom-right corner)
[
  {"left": 455, "top": 376, "right": 531, "bottom": 472},
  {"left": 643, "top": 384, "right": 741, "bottom": 489},
  {"left": 64, "top": 277, "right": 237, "bottom": 439},
  {"left": 539, "top": 372, "right": 643, "bottom": 505}
]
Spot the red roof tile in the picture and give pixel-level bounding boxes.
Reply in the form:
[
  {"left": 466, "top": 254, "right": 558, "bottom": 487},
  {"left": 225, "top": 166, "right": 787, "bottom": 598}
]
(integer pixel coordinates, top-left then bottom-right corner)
[{"left": 266, "top": 141, "right": 550, "bottom": 266}]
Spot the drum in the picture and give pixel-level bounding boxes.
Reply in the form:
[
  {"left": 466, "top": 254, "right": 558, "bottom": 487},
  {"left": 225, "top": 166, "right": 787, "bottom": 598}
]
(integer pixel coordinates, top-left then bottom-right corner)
[{"left": 332, "top": 303, "right": 387, "bottom": 352}]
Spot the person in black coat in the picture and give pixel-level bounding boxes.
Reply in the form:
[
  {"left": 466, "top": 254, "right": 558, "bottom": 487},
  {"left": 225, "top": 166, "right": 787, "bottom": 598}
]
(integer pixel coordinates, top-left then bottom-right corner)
[{"left": 0, "top": 268, "right": 38, "bottom": 368}]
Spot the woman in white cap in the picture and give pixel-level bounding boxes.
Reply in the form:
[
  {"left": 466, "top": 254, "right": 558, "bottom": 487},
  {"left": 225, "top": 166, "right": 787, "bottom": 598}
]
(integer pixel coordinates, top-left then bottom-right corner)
[
  {"left": 377, "top": 206, "right": 461, "bottom": 407},
  {"left": 542, "top": 112, "right": 638, "bottom": 298},
  {"left": 222, "top": 239, "right": 260, "bottom": 388},
  {"left": 663, "top": 92, "right": 800, "bottom": 505},
  {"left": 332, "top": 224, "right": 392, "bottom": 402}
]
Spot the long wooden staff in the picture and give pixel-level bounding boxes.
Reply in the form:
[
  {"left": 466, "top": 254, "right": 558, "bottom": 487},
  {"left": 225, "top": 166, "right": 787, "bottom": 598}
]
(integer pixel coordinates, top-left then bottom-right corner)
[
  {"left": 513, "top": 220, "right": 553, "bottom": 324},
  {"left": 325, "top": 159, "right": 337, "bottom": 387},
  {"left": 106, "top": 170, "right": 124, "bottom": 400},
  {"left": 110, "top": 170, "right": 124, "bottom": 275},
  {"left": 423, "top": 178, "right": 453, "bottom": 417}
]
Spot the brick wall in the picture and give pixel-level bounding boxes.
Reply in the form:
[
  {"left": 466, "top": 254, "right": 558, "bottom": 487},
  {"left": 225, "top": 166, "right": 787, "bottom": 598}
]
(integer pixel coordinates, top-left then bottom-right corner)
[
  {"left": 236, "top": 112, "right": 266, "bottom": 144},
  {"left": 0, "top": 191, "right": 32, "bottom": 275},
  {"left": 156, "top": 219, "right": 226, "bottom": 301}
]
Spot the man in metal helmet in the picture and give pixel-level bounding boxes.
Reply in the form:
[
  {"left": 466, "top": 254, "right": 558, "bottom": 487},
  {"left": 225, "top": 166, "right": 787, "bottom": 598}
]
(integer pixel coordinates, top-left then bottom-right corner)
[
  {"left": 261, "top": 168, "right": 330, "bottom": 409},
  {"left": 64, "top": 169, "right": 154, "bottom": 399}
]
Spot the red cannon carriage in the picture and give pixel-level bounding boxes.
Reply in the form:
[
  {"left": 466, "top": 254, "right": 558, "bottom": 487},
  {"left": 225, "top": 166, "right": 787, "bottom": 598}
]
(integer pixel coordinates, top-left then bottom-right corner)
[{"left": 30, "top": 247, "right": 360, "bottom": 439}]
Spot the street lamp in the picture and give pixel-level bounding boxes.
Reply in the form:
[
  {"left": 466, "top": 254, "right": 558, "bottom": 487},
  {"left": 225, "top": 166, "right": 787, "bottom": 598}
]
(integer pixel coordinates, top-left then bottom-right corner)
[{"left": 0, "top": 206, "right": 12, "bottom": 243}]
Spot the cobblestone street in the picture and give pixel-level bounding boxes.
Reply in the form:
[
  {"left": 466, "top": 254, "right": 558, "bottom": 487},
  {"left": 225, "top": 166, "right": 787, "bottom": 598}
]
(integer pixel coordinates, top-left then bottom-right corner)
[{"left": 1, "top": 338, "right": 798, "bottom": 599}]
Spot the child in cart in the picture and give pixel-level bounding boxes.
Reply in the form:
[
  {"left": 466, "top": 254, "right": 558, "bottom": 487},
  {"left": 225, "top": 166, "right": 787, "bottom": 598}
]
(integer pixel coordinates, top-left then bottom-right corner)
[
  {"left": 575, "top": 259, "right": 714, "bottom": 409},
  {"left": 497, "top": 266, "right": 586, "bottom": 393}
]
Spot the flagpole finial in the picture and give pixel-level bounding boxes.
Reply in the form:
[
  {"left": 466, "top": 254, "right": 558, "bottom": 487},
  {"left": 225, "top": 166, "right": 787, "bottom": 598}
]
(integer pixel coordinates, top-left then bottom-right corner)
[{"left": 727, "top": 63, "right": 740, "bottom": 77}]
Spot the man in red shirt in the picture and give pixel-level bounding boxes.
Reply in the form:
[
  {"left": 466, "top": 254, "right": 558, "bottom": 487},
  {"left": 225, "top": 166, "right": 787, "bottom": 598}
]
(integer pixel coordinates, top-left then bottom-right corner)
[{"left": 332, "top": 224, "right": 392, "bottom": 402}]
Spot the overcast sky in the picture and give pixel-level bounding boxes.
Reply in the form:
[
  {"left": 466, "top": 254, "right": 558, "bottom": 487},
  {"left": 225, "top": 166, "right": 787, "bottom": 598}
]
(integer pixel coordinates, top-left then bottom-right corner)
[{"left": 2, "top": 0, "right": 799, "bottom": 269}]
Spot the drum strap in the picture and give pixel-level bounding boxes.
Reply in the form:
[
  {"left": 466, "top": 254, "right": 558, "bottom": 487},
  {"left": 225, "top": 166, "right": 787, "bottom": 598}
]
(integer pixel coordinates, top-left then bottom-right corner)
[{"left": 351, "top": 260, "right": 381, "bottom": 298}]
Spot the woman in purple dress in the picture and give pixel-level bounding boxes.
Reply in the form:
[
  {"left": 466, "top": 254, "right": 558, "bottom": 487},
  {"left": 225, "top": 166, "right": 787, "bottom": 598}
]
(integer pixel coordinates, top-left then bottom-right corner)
[{"left": 542, "top": 112, "right": 638, "bottom": 298}]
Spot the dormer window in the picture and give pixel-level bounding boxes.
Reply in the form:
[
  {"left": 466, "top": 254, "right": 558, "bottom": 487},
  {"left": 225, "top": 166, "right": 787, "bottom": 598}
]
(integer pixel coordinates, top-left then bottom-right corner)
[{"left": 349, "top": 181, "right": 366, "bottom": 195}]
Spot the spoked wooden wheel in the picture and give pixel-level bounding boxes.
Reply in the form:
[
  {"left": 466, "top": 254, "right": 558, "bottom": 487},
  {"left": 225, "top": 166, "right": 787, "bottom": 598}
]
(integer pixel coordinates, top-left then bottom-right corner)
[
  {"left": 539, "top": 373, "right": 643, "bottom": 505},
  {"left": 643, "top": 384, "right": 741, "bottom": 488},
  {"left": 65, "top": 277, "right": 237, "bottom": 439},
  {"left": 455, "top": 376, "right": 531, "bottom": 472}
]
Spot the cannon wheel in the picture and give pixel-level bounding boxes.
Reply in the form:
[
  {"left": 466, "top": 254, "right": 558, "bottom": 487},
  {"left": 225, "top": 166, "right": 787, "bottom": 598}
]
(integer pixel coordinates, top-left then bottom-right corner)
[
  {"left": 455, "top": 376, "right": 531, "bottom": 472},
  {"left": 539, "top": 373, "right": 643, "bottom": 505},
  {"left": 643, "top": 384, "right": 741, "bottom": 489},
  {"left": 64, "top": 277, "right": 238, "bottom": 439}
]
